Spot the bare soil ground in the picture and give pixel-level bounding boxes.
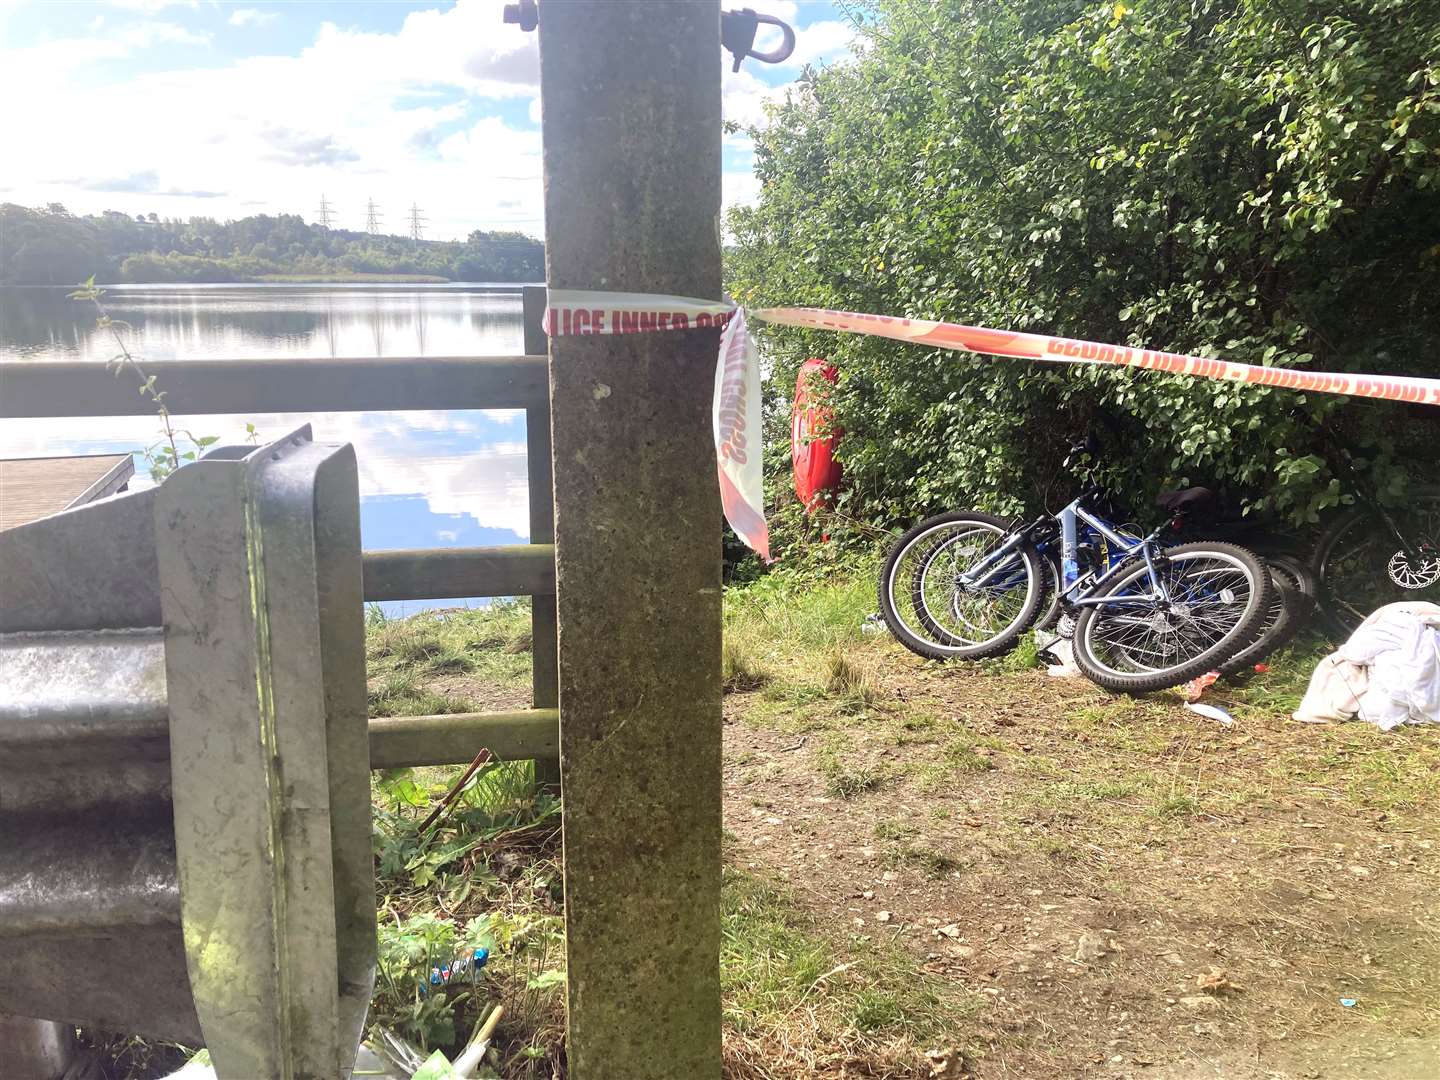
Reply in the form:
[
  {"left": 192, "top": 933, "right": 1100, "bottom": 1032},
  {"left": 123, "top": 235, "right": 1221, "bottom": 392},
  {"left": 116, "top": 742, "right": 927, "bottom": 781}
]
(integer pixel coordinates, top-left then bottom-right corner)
[
  {"left": 722, "top": 647, "right": 1440, "bottom": 1079},
  {"left": 360, "top": 594, "right": 1440, "bottom": 1079}
]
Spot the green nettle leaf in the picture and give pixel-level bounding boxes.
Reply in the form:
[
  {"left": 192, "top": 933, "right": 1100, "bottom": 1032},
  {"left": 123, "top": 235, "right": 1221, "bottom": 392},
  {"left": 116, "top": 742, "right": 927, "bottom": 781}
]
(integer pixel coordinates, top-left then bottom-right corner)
[
  {"left": 724, "top": 0, "right": 1439, "bottom": 534},
  {"left": 526, "top": 969, "right": 567, "bottom": 991}
]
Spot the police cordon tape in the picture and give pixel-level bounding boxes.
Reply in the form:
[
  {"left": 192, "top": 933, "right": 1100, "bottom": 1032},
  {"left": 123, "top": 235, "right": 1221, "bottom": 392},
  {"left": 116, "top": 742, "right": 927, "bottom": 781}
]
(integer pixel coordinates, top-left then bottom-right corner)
[
  {"left": 543, "top": 289, "right": 1440, "bottom": 558},
  {"left": 755, "top": 306, "right": 1440, "bottom": 407},
  {"left": 545, "top": 290, "right": 771, "bottom": 561}
]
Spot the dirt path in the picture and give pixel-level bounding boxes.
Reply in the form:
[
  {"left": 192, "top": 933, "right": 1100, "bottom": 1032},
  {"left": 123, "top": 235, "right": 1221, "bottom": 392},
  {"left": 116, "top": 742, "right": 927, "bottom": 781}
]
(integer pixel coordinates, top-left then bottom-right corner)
[{"left": 722, "top": 655, "right": 1440, "bottom": 1079}]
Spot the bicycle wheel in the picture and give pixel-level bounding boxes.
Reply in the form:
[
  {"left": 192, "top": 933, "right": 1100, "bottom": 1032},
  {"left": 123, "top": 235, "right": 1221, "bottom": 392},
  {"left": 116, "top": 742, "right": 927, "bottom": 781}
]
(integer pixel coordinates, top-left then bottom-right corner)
[
  {"left": 1071, "top": 542, "right": 1271, "bottom": 693},
  {"left": 1314, "top": 489, "right": 1440, "bottom": 638},
  {"left": 1216, "top": 557, "right": 1316, "bottom": 678},
  {"left": 878, "top": 511, "right": 1047, "bottom": 661}
]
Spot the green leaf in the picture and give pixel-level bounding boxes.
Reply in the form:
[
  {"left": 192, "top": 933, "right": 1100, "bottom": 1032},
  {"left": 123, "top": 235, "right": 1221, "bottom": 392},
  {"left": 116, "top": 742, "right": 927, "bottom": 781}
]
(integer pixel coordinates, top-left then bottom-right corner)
[{"left": 526, "top": 969, "right": 567, "bottom": 991}]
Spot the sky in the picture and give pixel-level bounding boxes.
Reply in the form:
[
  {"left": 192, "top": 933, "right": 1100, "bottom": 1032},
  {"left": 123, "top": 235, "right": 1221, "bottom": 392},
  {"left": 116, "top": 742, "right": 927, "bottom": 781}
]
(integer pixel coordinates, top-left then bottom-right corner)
[{"left": 0, "top": 0, "right": 857, "bottom": 240}]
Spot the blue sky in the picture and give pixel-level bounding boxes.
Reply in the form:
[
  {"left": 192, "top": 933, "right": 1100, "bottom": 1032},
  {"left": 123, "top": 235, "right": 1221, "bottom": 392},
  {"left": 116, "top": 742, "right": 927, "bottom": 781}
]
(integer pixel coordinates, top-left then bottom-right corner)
[{"left": 0, "top": 0, "right": 855, "bottom": 240}]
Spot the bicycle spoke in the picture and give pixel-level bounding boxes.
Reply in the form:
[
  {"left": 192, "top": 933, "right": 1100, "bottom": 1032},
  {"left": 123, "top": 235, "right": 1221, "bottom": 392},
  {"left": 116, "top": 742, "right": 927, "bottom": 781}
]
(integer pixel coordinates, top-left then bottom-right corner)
[
  {"left": 1083, "top": 552, "right": 1255, "bottom": 677},
  {"left": 887, "top": 520, "right": 1037, "bottom": 652}
]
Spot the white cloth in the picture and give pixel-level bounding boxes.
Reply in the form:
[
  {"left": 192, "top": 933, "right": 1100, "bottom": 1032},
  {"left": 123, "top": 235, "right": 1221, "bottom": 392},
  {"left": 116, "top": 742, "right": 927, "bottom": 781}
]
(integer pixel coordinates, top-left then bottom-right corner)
[{"left": 1293, "top": 602, "right": 1440, "bottom": 729}]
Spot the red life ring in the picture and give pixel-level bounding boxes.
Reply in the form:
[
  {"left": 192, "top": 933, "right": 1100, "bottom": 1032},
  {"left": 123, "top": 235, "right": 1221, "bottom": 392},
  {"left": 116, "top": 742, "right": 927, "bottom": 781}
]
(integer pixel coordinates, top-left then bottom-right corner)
[{"left": 792, "top": 358, "right": 842, "bottom": 513}]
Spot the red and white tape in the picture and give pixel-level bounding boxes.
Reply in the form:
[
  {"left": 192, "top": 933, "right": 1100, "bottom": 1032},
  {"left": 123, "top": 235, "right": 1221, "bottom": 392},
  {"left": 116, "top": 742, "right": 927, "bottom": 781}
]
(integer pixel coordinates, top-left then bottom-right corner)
[
  {"left": 544, "top": 290, "right": 1440, "bottom": 558},
  {"left": 544, "top": 289, "right": 736, "bottom": 336},
  {"left": 544, "top": 290, "right": 769, "bottom": 561},
  {"left": 752, "top": 306, "right": 1440, "bottom": 407}
]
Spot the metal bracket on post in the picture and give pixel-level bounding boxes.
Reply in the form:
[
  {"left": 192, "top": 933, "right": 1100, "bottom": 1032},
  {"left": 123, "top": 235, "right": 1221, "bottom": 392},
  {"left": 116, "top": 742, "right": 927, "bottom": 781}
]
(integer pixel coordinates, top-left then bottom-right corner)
[
  {"left": 0, "top": 426, "right": 375, "bottom": 1079},
  {"left": 721, "top": 7, "right": 796, "bottom": 72}
]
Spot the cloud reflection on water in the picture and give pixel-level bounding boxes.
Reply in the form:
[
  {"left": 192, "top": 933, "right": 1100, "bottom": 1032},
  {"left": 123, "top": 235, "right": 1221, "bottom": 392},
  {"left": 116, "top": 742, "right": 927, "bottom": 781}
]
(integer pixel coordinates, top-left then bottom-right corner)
[
  {"left": 0, "top": 409, "right": 530, "bottom": 543},
  {"left": 2, "top": 286, "right": 536, "bottom": 613}
]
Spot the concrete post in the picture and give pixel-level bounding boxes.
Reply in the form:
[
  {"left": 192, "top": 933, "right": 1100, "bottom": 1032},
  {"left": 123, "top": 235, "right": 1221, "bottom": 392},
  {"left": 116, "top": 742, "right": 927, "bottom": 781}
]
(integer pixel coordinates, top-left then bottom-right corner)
[{"left": 537, "top": 3, "right": 724, "bottom": 1077}]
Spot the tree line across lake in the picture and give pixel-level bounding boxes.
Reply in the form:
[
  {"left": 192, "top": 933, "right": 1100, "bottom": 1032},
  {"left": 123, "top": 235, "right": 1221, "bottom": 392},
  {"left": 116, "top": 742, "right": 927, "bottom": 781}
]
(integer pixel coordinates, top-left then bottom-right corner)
[{"left": 0, "top": 203, "right": 545, "bottom": 286}]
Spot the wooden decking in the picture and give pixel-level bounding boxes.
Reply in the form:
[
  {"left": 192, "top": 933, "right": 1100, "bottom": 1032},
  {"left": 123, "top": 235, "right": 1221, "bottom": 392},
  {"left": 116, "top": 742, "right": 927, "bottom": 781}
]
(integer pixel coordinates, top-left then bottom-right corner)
[{"left": 0, "top": 454, "right": 135, "bottom": 531}]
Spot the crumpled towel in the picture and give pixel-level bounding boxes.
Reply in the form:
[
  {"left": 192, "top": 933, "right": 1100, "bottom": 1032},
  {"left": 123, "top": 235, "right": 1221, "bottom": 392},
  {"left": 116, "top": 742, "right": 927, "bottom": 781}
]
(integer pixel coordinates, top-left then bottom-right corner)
[{"left": 1293, "top": 602, "right": 1440, "bottom": 730}]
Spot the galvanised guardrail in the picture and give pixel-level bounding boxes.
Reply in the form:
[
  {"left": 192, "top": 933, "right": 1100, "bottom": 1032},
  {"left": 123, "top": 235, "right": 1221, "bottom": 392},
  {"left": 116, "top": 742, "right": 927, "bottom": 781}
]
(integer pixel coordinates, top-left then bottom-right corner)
[{"left": 0, "top": 284, "right": 558, "bottom": 770}]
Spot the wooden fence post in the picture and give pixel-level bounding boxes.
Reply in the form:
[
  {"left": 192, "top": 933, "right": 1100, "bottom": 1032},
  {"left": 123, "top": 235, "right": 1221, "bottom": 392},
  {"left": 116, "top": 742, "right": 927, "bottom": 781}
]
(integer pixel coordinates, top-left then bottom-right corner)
[{"left": 537, "top": 3, "right": 724, "bottom": 1076}]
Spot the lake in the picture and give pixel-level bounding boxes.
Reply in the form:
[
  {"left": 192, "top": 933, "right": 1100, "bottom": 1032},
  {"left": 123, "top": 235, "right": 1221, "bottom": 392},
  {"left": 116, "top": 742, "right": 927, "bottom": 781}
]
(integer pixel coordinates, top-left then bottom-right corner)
[{"left": 0, "top": 283, "right": 538, "bottom": 614}]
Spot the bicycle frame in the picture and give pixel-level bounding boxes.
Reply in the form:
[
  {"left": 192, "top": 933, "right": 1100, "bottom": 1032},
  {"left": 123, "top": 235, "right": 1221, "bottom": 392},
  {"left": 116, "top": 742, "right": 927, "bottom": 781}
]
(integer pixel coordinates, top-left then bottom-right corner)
[
  {"left": 1331, "top": 449, "right": 1432, "bottom": 561},
  {"left": 957, "top": 493, "right": 1171, "bottom": 608}
]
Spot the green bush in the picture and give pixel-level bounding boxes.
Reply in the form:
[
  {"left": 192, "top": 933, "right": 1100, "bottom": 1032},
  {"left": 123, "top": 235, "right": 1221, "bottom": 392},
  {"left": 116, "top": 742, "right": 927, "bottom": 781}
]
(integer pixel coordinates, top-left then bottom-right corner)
[{"left": 728, "top": 0, "right": 1440, "bottom": 529}]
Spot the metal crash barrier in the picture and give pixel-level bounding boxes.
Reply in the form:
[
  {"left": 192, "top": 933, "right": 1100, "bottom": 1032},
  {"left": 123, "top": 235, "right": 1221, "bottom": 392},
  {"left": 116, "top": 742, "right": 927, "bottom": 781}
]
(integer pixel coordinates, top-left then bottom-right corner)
[{"left": 0, "top": 426, "right": 376, "bottom": 1078}]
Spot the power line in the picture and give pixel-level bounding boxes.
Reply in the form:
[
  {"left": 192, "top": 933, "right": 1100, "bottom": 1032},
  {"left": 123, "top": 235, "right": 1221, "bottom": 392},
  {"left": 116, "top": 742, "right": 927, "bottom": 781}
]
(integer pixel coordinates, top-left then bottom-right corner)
[
  {"left": 365, "top": 198, "right": 383, "bottom": 235},
  {"left": 408, "top": 202, "right": 427, "bottom": 242},
  {"left": 316, "top": 194, "right": 335, "bottom": 229}
]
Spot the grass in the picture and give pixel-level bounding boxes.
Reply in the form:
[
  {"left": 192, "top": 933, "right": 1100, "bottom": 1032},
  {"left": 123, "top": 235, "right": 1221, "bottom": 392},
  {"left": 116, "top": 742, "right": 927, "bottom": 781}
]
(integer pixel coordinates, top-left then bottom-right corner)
[
  {"left": 914, "top": 737, "right": 997, "bottom": 794},
  {"left": 722, "top": 571, "right": 892, "bottom": 744},
  {"left": 357, "top": 601, "right": 567, "bottom": 1074},
  {"left": 357, "top": 581, "right": 983, "bottom": 1078},
  {"left": 369, "top": 756, "right": 567, "bottom": 1076},
  {"left": 724, "top": 568, "right": 874, "bottom": 678},
  {"left": 721, "top": 866, "right": 982, "bottom": 1077},
  {"left": 369, "top": 672, "right": 479, "bottom": 718},
  {"left": 815, "top": 732, "right": 885, "bottom": 797},
  {"left": 723, "top": 637, "right": 771, "bottom": 692},
  {"left": 366, "top": 600, "right": 532, "bottom": 716},
  {"left": 721, "top": 564, "right": 1440, "bottom": 876},
  {"left": 889, "top": 843, "right": 965, "bottom": 878},
  {"left": 103, "top": 561, "right": 1440, "bottom": 1078}
]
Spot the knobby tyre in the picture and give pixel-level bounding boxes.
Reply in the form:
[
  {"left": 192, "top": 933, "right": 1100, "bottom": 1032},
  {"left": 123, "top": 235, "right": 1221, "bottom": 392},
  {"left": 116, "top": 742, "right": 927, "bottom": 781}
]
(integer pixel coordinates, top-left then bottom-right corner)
[
  {"left": 878, "top": 510, "right": 1048, "bottom": 661},
  {"left": 1033, "top": 552, "right": 1063, "bottom": 632},
  {"left": 1216, "top": 557, "right": 1317, "bottom": 678},
  {"left": 1070, "top": 542, "right": 1272, "bottom": 694}
]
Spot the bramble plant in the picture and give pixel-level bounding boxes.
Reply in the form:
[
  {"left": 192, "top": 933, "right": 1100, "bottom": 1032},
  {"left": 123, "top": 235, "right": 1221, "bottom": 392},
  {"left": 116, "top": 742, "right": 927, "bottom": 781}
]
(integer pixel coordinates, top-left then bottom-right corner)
[
  {"left": 374, "top": 910, "right": 494, "bottom": 1051},
  {"left": 369, "top": 743, "right": 566, "bottom": 1074},
  {"left": 728, "top": 0, "right": 1440, "bottom": 531},
  {"left": 69, "top": 277, "right": 254, "bottom": 480}
]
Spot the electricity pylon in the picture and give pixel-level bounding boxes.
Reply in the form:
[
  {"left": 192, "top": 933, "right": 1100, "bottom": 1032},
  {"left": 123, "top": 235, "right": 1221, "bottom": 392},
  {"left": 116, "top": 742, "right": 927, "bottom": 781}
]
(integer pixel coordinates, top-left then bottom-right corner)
[
  {"left": 366, "top": 199, "right": 383, "bottom": 235},
  {"left": 408, "top": 203, "right": 427, "bottom": 242},
  {"left": 316, "top": 195, "right": 335, "bottom": 229}
]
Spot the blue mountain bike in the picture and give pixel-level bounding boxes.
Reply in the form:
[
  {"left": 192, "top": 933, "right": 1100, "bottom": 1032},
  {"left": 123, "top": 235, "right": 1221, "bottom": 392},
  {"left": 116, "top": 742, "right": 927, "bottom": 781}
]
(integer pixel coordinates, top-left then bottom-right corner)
[{"left": 878, "top": 446, "right": 1272, "bottom": 693}]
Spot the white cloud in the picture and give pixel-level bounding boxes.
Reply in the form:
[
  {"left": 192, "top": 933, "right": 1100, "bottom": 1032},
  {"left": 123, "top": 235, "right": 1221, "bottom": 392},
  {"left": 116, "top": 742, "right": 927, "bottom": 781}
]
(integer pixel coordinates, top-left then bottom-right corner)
[
  {"left": 106, "top": 0, "right": 199, "bottom": 11},
  {"left": 0, "top": 409, "right": 535, "bottom": 539},
  {"left": 780, "top": 19, "right": 856, "bottom": 69},
  {"left": 228, "top": 8, "right": 279, "bottom": 29},
  {"left": 0, "top": 0, "right": 852, "bottom": 239},
  {"left": 749, "top": 0, "right": 800, "bottom": 22},
  {"left": 119, "top": 21, "right": 211, "bottom": 47},
  {"left": 723, "top": 169, "right": 762, "bottom": 218},
  {"left": 0, "top": 19, "right": 210, "bottom": 94},
  {"left": 1, "top": 0, "right": 542, "bottom": 238},
  {"left": 720, "top": 21, "right": 856, "bottom": 131},
  {"left": 718, "top": 13, "right": 858, "bottom": 220}
]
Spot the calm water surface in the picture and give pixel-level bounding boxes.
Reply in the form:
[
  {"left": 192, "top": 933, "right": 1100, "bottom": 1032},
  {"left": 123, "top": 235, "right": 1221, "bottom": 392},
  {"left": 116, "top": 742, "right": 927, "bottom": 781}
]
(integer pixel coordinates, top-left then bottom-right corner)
[{"left": 0, "top": 284, "right": 536, "bottom": 612}]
